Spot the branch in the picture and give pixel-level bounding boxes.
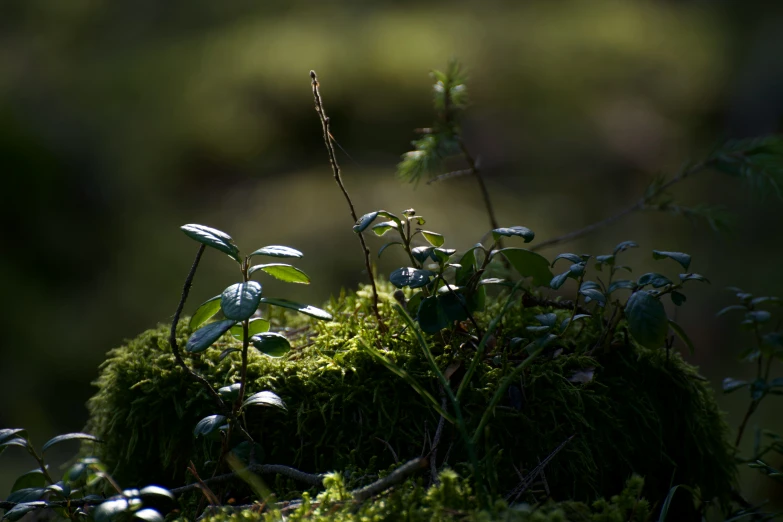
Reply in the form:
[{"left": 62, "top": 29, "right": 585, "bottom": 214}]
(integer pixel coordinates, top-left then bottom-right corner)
[
  {"left": 310, "top": 71, "right": 384, "bottom": 330},
  {"left": 169, "top": 464, "right": 326, "bottom": 497},
  {"left": 506, "top": 434, "right": 574, "bottom": 502},
  {"left": 351, "top": 458, "right": 428, "bottom": 502},
  {"left": 426, "top": 168, "right": 473, "bottom": 184},
  {"left": 169, "top": 244, "right": 227, "bottom": 412},
  {"left": 531, "top": 160, "right": 713, "bottom": 252}
]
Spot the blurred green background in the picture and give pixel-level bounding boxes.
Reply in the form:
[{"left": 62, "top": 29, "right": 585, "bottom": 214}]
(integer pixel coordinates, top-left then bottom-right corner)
[{"left": 2, "top": 0, "right": 782, "bottom": 508}]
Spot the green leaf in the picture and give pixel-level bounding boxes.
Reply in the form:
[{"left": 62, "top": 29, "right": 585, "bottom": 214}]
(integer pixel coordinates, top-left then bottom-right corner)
[
  {"left": 455, "top": 246, "right": 481, "bottom": 286},
  {"left": 11, "top": 469, "right": 46, "bottom": 493},
  {"left": 221, "top": 281, "right": 263, "bottom": 321},
  {"left": 243, "top": 390, "right": 287, "bottom": 410},
  {"left": 2, "top": 502, "right": 47, "bottom": 521},
  {"left": 218, "top": 383, "right": 241, "bottom": 400},
  {"left": 745, "top": 310, "right": 772, "bottom": 324},
  {"left": 411, "top": 246, "right": 434, "bottom": 263},
  {"left": 671, "top": 291, "right": 687, "bottom": 306},
  {"left": 250, "top": 332, "right": 291, "bottom": 358},
  {"left": 93, "top": 498, "right": 140, "bottom": 522},
  {"left": 580, "top": 288, "right": 606, "bottom": 306},
  {"left": 652, "top": 250, "right": 691, "bottom": 271},
  {"left": 637, "top": 273, "right": 672, "bottom": 288},
  {"left": 430, "top": 247, "right": 456, "bottom": 263},
  {"left": 0, "top": 429, "right": 27, "bottom": 445},
  {"left": 249, "top": 245, "right": 303, "bottom": 259},
  {"left": 550, "top": 271, "right": 570, "bottom": 290},
  {"left": 751, "top": 296, "right": 782, "bottom": 306},
  {"left": 230, "top": 318, "right": 270, "bottom": 340},
  {"left": 495, "top": 248, "right": 554, "bottom": 287},
  {"left": 6, "top": 488, "right": 46, "bottom": 504},
  {"left": 186, "top": 320, "right": 235, "bottom": 353},
  {"left": 134, "top": 509, "right": 164, "bottom": 522},
  {"left": 437, "top": 292, "right": 469, "bottom": 324},
  {"left": 722, "top": 378, "right": 749, "bottom": 393},
  {"left": 569, "top": 263, "right": 585, "bottom": 277},
  {"left": 180, "top": 224, "right": 240, "bottom": 263},
  {"left": 625, "top": 290, "right": 668, "bottom": 349},
  {"left": 535, "top": 313, "right": 557, "bottom": 327},
  {"left": 193, "top": 415, "right": 226, "bottom": 438},
  {"left": 608, "top": 280, "right": 636, "bottom": 294},
  {"left": 189, "top": 295, "right": 221, "bottom": 330},
  {"left": 613, "top": 240, "right": 638, "bottom": 255},
  {"left": 378, "top": 242, "right": 403, "bottom": 258},
  {"left": 138, "top": 486, "right": 176, "bottom": 513},
  {"left": 561, "top": 314, "right": 591, "bottom": 331},
  {"left": 389, "top": 267, "right": 435, "bottom": 289},
  {"left": 219, "top": 348, "right": 240, "bottom": 361},
  {"left": 492, "top": 226, "right": 535, "bottom": 243},
  {"left": 42, "top": 433, "right": 99, "bottom": 454},
  {"left": 669, "top": 320, "right": 695, "bottom": 354},
  {"left": 259, "top": 297, "right": 333, "bottom": 320},
  {"left": 353, "top": 211, "right": 381, "bottom": 233},
  {"left": 417, "top": 295, "right": 450, "bottom": 333},
  {"left": 716, "top": 304, "right": 748, "bottom": 317},
  {"left": 552, "top": 253, "right": 583, "bottom": 266},
  {"left": 372, "top": 221, "right": 398, "bottom": 236},
  {"left": 679, "top": 273, "right": 710, "bottom": 284},
  {"left": 420, "top": 230, "right": 445, "bottom": 247},
  {"left": 249, "top": 263, "right": 310, "bottom": 284}
]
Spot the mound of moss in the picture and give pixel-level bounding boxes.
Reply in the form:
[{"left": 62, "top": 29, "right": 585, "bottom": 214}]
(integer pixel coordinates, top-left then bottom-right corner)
[{"left": 85, "top": 281, "right": 735, "bottom": 512}]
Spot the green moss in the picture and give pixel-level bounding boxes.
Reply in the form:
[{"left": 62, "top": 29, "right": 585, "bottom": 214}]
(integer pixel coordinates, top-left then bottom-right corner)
[
  {"left": 85, "top": 280, "right": 735, "bottom": 514},
  {"left": 195, "top": 472, "right": 650, "bottom": 521}
]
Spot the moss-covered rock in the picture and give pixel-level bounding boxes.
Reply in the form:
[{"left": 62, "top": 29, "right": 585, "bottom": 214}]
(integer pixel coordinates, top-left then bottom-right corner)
[{"left": 85, "top": 281, "right": 735, "bottom": 514}]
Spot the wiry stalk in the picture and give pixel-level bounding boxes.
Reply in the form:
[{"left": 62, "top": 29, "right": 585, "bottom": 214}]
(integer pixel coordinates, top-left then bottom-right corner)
[{"left": 310, "top": 71, "right": 384, "bottom": 328}]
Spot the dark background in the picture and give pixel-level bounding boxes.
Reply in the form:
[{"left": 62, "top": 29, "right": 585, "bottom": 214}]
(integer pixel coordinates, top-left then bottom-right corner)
[{"left": 1, "top": 0, "right": 782, "bottom": 508}]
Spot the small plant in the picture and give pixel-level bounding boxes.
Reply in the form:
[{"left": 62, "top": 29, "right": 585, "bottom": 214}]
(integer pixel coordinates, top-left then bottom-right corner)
[
  {"left": 0, "top": 429, "right": 176, "bottom": 521},
  {"left": 173, "top": 224, "right": 332, "bottom": 493}
]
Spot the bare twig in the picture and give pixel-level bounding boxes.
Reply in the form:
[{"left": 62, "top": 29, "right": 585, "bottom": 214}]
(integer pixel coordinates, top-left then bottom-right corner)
[
  {"left": 171, "top": 464, "right": 326, "bottom": 497},
  {"left": 430, "top": 394, "right": 448, "bottom": 485},
  {"left": 169, "top": 244, "right": 227, "bottom": 411},
  {"left": 310, "top": 70, "right": 384, "bottom": 329},
  {"left": 188, "top": 461, "right": 221, "bottom": 506},
  {"left": 507, "top": 435, "right": 575, "bottom": 502},
  {"left": 426, "top": 168, "right": 473, "bottom": 184},
  {"left": 531, "top": 160, "right": 713, "bottom": 252},
  {"left": 352, "top": 458, "right": 428, "bottom": 502},
  {"left": 375, "top": 437, "right": 400, "bottom": 464}
]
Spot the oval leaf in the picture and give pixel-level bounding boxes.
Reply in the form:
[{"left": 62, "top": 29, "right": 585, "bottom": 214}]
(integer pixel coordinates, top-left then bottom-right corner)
[
  {"left": 637, "top": 273, "right": 672, "bottom": 288},
  {"left": 189, "top": 295, "right": 221, "bottom": 330},
  {"left": 42, "top": 433, "right": 99, "bottom": 454},
  {"left": 221, "top": 281, "right": 263, "bottom": 321},
  {"left": 613, "top": 240, "right": 638, "bottom": 255},
  {"left": 12, "top": 470, "right": 46, "bottom": 493},
  {"left": 193, "top": 415, "right": 226, "bottom": 438},
  {"left": 134, "top": 509, "right": 164, "bottom": 522},
  {"left": 389, "top": 267, "right": 434, "bottom": 289},
  {"left": 94, "top": 498, "right": 136, "bottom": 522},
  {"left": 259, "top": 297, "right": 333, "bottom": 320},
  {"left": 251, "top": 332, "right": 291, "bottom": 358},
  {"left": 679, "top": 273, "right": 710, "bottom": 284},
  {"left": 495, "top": 248, "right": 554, "bottom": 287},
  {"left": 249, "top": 263, "right": 310, "bottom": 284},
  {"left": 652, "top": 250, "right": 691, "bottom": 271},
  {"left": 243, "top": 390, "right": 287, "bottom": 410},
  {"left": 420, "top": 230, "right": 445, "bottom": 247},
  {"left": 230, "top": 318, "right": 270, "bottom": 340},
  {"left": 411, "top": 246, "right": 434, "bottom": 263},
  {"left": 181, "top": 224, "right": 240, "bottom": 263},
  {"left": 249, "top": 245, "right": 303, "bottom": 259},
  {"left": 551, "top": 253, "right": 583, "bottom": 266},
  {"left": 492, "top": 226, "right": 535, "bottom": 243},
  {"left": 550, "top": 271, "right": 570, "bottom": 290},
  {"left": 0, "top": 429, "right": 27, "bottom": 445},
  {"left": 218, "top": 383, "right": 242, "bottom": 400},
  {"left": 372, "top": 221, "right": 398, "bottom": 236},
  {"left": 186, "top": 319, "right": 235, "bottom": 353},
  {"left": 3, "top": 502, "right": 47, "bottom": 521},
  {"left": 625, "top": 290, "right": 668, "bottom": 349},
  {"left": 722, "top": 378, "right": 749, "bottom": 393},
  {"left": 353, "top": 211, "right": 380, "bottom": 233},
  {"left": 417, "top": 295, "right": 450, "bottom": 333}
]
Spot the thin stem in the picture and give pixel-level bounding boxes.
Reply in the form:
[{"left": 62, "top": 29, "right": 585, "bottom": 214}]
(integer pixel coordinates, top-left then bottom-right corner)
[
  {"left": 735, "top": 400, "right": 759, "bottom": 449},
  {"left": 169, "top": 244, "right": 227, "bottom": 412},
  {"left": 532, "top": 160, "right": 713, "bottom": 252},
  {"left": 311, "top": 71, "right": 384, "bottom": 328},
  {"left": 459, "top": 139, "right": 501, "bottom": 237}
]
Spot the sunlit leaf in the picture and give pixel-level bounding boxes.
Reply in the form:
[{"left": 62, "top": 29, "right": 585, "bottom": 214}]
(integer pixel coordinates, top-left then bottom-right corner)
[
  {"left": 389, "top": 267, "right": 435, "bottom": 289},
  {"left": 189, "top": 295, "right": 221, "bottom": 330},
  {"left": 495, "top": 248, "right": 553, "bottom": 287},
  {"left": 259, "top": 297, "right": 333, "bottom": 320},
  {"left": 421, "top": 230, "right": 445, "bottom": 247},
  {"left": 230, "top": 318, "right": 270, "bottom": 340},
  {"left": 186, "top": 320, "right": 235, "bottom": 353},
  {"left": 2, "top": 502, "right": 47, "bottom": 521},
  {"left": 492, "top": 226, "right": 534, "bottom": 243},
  {"left": 133, "top": 509, "right": 164, "bottom": 522},
  {"left": 42, "top": 433, "right": 99, "bottom": 454},
  {"left": 193, "top": 415, "right": 226, "bottom": 438},
  {"left": 243, "top": 390, "right": 287, "bottom": 410},
  {"left": 221, "top": 281, "right": 263, "bottom": 321},
  {"left": 249, "top": 245, "right": 303, "bottom": 259},
  {"left": 249, "top": 263, "right": 310, "bottom": 284},
  {"left": 218, "top": 383, "right": 241, "bottom": 400},
  {"left": 180, "top": 224, "right": 240, "bottom": 263}
]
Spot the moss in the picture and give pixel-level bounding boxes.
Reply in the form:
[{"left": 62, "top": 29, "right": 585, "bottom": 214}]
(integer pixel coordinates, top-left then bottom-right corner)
[
  {"left": 85, "top": 280, "right": 735, "bottom": 515},
  {"left": 195, "top": 472, "right": 650, "bottom": 521}
]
